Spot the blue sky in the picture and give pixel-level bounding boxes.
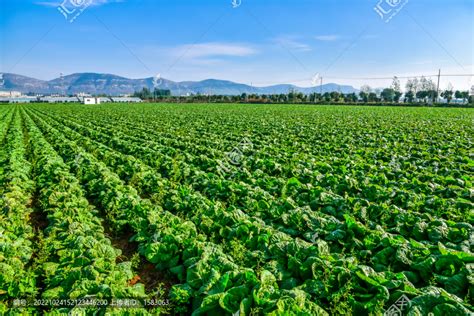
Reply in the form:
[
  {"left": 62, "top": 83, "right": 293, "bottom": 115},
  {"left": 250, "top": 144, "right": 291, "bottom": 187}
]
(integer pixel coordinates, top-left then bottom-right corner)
[{"left": 1, "top": 0, "right": 473, "bottom": 89}]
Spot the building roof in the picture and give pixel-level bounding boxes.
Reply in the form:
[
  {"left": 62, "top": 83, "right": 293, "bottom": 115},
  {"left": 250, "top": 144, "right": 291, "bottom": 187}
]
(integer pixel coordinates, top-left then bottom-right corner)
[
  {"left": 110, "top": 97, "right": 143, "bottom": 102},
  {"left": 7, "top": 97, "right": 35, "bottom": 103},
  {"left": 41, "top": 97, "right": 79, "bottom": 102}
]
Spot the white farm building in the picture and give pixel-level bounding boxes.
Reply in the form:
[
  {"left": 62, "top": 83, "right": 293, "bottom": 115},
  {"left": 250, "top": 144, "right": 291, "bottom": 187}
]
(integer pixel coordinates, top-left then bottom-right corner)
[
  {"left": 0, "top": 95, "right": 142, "bottom": 104},
  {"left": 84, "top": 97, "right": 101, "bottom": 105}
]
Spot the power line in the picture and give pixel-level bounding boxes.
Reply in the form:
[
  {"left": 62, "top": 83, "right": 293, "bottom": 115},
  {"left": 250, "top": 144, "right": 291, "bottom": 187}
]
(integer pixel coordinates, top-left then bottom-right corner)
[
  {"left": 248, "top": 73, "right": 473, "bottom": 86},
  {"left": 323, "top": 74, "right": 473, "bottom": 80}
]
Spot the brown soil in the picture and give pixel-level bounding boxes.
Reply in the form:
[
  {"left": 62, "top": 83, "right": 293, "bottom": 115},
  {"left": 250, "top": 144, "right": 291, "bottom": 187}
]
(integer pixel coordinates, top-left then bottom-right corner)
[
  {"left": 136, "top": 259, "right": 177, "bottom": 293},
  {"left": 28, "top": 190, "right": 48, "bottom": 246},
  {"left": 105, "top": 224, "right": 178, "bottom": 293},
  {"left": 108, "top": 227, "right": 138, "bottom": 262},
  {"left": 29, "top": 209, "right": 49, "bottom": 233}
]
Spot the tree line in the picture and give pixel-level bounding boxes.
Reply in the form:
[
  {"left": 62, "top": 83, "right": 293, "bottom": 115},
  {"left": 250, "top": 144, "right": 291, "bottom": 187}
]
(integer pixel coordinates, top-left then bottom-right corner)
[{"left": 133, "top": 77, "right": 473, "bottom": 105}]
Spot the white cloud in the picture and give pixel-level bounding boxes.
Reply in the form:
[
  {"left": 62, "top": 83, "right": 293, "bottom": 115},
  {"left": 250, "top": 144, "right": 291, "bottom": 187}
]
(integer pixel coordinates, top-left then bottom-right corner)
[
  {"left": 273, "top": 36, "right": 312, "bottom": 52},
  {"left": 314, "top": 35, "right": 340, "bottom": 41},
  {"left": 36, "top": 0, "right": 123, "bottom": 7},
  {"left": 35, "top": 1, "right": 60, "bottom": 7},
  {"left": 173, "top": 42, "right": 258, "bottom": 59}
]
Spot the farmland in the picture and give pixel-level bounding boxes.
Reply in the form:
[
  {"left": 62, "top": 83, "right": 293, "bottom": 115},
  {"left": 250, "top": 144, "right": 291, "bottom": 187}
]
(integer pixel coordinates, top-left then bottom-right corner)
[{"left": 0, "top": 103, "right": 473, "bottom": 315}]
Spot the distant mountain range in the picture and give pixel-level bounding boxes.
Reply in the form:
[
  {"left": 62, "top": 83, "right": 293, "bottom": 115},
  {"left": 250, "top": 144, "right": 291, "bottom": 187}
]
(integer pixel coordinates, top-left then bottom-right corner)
[{"left": 0, "top": 73, "right": 358, "bottom": 96}]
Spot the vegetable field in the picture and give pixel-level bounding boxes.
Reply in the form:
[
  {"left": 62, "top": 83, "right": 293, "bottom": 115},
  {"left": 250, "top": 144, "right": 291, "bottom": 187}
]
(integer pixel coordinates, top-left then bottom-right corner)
[{"left": 0, "top": 103, "right": 473, "bottom": 315}]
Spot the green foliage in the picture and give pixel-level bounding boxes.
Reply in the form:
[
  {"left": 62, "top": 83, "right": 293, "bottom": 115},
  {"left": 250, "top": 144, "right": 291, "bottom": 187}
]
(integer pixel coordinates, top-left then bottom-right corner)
[{"left": 0, "top": 103, "right": 472, "bottom": 315}]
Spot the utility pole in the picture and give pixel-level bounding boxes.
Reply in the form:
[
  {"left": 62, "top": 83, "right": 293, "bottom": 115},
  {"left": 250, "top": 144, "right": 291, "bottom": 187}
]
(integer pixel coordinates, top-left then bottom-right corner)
[
  {"left": 436, "top": 69, "right": 441, "bottom": 104},
  {"left": 60, "top": 73, "right": 65, "bottom": 96},
  {"left": 320, "top": 77, "right": 323, "bottom": 95}
]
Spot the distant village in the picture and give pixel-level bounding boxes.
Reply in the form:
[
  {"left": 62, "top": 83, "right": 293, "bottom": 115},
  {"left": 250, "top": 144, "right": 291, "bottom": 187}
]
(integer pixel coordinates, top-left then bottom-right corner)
[
  {"left": 0, "top": 91, "right": 142, "bottom": 104},
  {"left": 0, "top": 86, "right": 472, "bottom": 106}
]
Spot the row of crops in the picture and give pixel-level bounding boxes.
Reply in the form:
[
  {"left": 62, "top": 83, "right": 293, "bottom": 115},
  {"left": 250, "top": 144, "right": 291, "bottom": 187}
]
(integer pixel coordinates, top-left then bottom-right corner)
[{"left": 0, "top": 103, "right": 473, "bottom": 315}]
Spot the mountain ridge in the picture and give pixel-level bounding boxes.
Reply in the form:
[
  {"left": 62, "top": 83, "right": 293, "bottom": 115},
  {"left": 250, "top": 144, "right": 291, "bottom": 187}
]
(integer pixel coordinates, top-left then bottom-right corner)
[{"left": 0, "top": 73, "right": 358, "bottom": 96}]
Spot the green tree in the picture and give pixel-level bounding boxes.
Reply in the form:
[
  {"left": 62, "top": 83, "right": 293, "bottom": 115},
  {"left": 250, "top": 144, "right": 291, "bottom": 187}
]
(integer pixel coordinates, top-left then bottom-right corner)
[
  {"left": 394, "top": 91, "right": 402, "bottom": 103},
  {"left": 441, "top": 83, "right": 454, "bottom": 103},
  {"left": 345, "top": 93, "right": 358, "bottom": 103},
  {"left": 405, "top": 78, "right": 419, "bottom": 102},
  {"left": 359, "top": 91, "right": 368, "bottom": 103},
  {"left": 391, "top": 77, "right": 402, "bottom": 103},
  {"left": 323, "top": 92, "right": 331, "bottom": 102},
  {"left": 368, "top": 92, "right": 378, "bottom": 103},
  {"left": 330, "top": 91, "right": 341, "bottom": 102},
  {"left": 419, "top": 77, "right": 436, "bottom": 104},
  {"left": 381, "top": 88, "right": 395, "bottom": 103},
  {"left": 454, "top": 90, "right": 462, "bottom": 100},
  {"left": 404, "top": 91, "right": 415, "bottom": 103},
  {"left": 460, "top": 91, "right": 469, "bottom": 103},
  {"left": 416, "top": 90, "right": 429, "bottom": 103}
]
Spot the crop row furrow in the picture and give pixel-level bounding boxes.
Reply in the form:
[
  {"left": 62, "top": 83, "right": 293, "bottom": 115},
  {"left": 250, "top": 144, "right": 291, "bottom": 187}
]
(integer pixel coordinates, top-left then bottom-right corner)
[
  {"left": 33, "top": 108, "right": 473, "bottom": 277},
  {"left": 27, "top": 108, "right": 311, "bottom": 278},
  {"left": 20, "top": 109, "right": 151, "bottom": 314},
  {"left": 0, "top": 107, "right": 15, "bottom": 151},
  {"left": 28, "top": 109, "right": 334, "bottom": 263},
  {"left": 24, "top": 108, "right": 329, "bottom": 315},
  {"left": 0, "top": 108, "right": 37, "bottom": 313},
  {"left": 39, "top": 108, "right": 470, "bottom": 224},
  {"left": 46, "top": 106, "right": 250, "bottom": 151},
  {"left": 33, "top": 108, "right": 468, "bottom": 255},
  {"left": 30, "top": 108, "right": 328, "bottom": 240},
  {"left": 28, "top": 105, "right": 458, "bottom": 314}
]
